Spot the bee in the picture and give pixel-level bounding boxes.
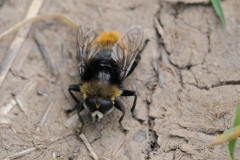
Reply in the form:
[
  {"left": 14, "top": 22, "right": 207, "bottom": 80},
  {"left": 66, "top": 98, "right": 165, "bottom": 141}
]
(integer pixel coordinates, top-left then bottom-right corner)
[{"left": 66, "top": 25, "right": 148, "bottom": 134}]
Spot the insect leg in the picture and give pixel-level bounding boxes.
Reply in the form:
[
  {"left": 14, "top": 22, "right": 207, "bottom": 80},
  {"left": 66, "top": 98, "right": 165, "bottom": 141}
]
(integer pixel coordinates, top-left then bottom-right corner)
[
  {"left": 121, "top": 90, "right": 144, "bottom": 124},
  {"left": 125, "top": 39, "right": 150, "bottom": 77},
  {"left": 68, "top": 84, "right": 81, "bottom": 102},
  {"left": 77, "top": 104, "right": 85, "bottom": 134},
  {"left": 66, "top": 84, "right": 81, "bottom": 114},
  {"left": 114, "top": 100, "right": 129, "bottom": 134}
]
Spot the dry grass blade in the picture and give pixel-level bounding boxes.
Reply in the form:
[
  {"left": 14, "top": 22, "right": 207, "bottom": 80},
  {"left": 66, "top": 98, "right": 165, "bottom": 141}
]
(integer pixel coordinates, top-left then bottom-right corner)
[
  {"left": 152, "top": 58, "right": 165, "bottom": 89},
  {"left": 3, "top": 131, "right": 73, "bottom": 159},
  {"left": 3, "top": 145, "right": 44, "bottom": 160},
  {"left": 0, "top": 79, "right": 36, "bottom": 123},
  {"left": 34, "top": 30, "right": 59, "bottom": 76},
  {"left": 46, "top": 130, "right": 73, "bottom": 145},
  {"left": 159, "top": 61, "right": 173, "bottom": 74},
  {"left": 13, "top": 79, "right": 37, "bottom": 116},
  {"left": 153, "top": 17, "right": 164, "bottom": 38},
  {"left": 0, "top": 13, "right": 78, "bottom": 41},
  {"left": 11, "top": 39, "right": 33, "bottom": 76},
  {"left": 37, "top": 100, "right": 57, "bottom": 131},
  {"left": 0, "top": 0, "right": 44, "bottom": 87},
  {"left": 0, "top": 13, "right": 78, "bottom": 87},
  {"left": 14, "top": 95, "right": 29, "bottom": 117},
  {"left": 3, "top": 130, "right": 73, "bottom": 159},
  {"left": 78, "top": 133, "right": 99, "bottom": 160},
  {"left": 0, "top": 114, "right": 14, "bottom": 124},
  {"left": 0, "top": 99, "right": 17, "bottom": 114}
]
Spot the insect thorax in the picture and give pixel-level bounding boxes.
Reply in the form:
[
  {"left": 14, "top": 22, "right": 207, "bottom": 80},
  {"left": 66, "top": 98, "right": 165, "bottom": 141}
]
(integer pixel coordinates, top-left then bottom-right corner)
[{"left": 80, "top": 80, "right": 122, "bottom": 101}]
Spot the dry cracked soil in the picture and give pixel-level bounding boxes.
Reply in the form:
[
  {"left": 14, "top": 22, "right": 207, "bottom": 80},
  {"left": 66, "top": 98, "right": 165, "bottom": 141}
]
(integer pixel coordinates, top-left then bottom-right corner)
[{"left": 0, "top": 0, "right": 240, "bottom": 160}]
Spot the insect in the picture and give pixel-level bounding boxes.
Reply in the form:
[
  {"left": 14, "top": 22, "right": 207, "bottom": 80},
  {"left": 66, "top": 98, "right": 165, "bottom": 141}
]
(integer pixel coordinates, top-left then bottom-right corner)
[{"left": 66, "top": 25, "right": 148, "bottom": 134}]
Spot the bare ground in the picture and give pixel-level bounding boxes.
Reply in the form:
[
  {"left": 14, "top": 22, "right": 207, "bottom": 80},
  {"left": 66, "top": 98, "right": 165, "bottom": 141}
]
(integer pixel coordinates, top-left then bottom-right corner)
[{"left": 0, "top": 0, "right": 240, "bottom": 160}]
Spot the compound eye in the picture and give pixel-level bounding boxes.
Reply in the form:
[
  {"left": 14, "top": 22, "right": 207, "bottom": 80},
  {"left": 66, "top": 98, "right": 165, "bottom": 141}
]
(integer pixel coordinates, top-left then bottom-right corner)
[
  {"left": 98, "top": 99, "right": 113, "bottom": 114},
  {"left": 85, "top": 98, "right": 114, "bottom": 114},
  {"left": 85, "top": 98, "right": 97, "bottom": 112}
]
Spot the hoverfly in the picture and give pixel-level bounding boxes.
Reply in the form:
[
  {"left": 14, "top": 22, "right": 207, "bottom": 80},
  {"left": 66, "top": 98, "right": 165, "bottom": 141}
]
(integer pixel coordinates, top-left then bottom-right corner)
[{"left": 66, "top": 25, "right": 148, "bottom": 134}]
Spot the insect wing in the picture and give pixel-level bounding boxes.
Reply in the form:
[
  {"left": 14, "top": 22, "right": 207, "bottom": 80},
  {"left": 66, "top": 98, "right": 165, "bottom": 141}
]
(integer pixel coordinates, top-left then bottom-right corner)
[
  {"left": 77, "top": 26, "right": 101, "bottom": 74},
  {"left": 112, "top": 25, "right": 144, "bottom": 79}
]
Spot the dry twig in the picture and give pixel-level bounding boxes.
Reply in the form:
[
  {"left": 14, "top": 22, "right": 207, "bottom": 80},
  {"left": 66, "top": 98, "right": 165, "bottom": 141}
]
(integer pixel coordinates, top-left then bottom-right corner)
[
  {"left": 13, "top": 79, "right": 38, "bottom": 117},
  {"left": 0, "top": 114, "right": 14, "bottom": 124},
  {"left": 0, "top": 11, "right": 78, "bottom": 87},
  {"left": 3, "top": 130, "right": 74, "bottom": 159},
  {"left": 0, "top": 99, "right": 17, "bottom": 115},
  {"left": 3, "top": 145, "right": 44, "bottom": 160},
  {"left": 10, "top": 39, "right": 33, "bottom": 76},
  {"left": 152, "top": 58, "right": 165, "bottom": 89},
  {"left": 0, "top": 13, "right": 78, "bottom": 41},
  {"left": 0, "top": 0, "right": 44, "bottom": 87},
  {"left": 153, "top": 17, "right": 164, "bottom": 38},
  {"left": 14, "top": 95, "right": 29, "bottom": 117},
  {"left": 0, "top": 79, "right": 35, "bottom": 124},
  {"left": 34, "top": 30, "right": 59, "bottom": 76},
  {"left": 159, "top": 60, "right": 174, "bottom": 74},
  {"left": 78, "top": 133, "right": 99, "bottom": 160},
  {"left": 36, "top": 100, "right": 57, "bottom": 131}
]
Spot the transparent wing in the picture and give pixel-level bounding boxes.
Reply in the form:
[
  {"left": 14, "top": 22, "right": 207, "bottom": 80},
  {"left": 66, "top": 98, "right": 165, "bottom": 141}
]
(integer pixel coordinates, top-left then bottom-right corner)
[
  {"left": 112, "top": 25, "right": 144, "bottom": 79},
  {"left": 77, "top": 26, "right": 102, "bottom": 74}
]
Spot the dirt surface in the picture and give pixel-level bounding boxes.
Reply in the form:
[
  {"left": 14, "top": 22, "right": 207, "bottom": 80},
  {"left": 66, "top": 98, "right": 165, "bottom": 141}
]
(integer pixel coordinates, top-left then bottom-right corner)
[{"left": 0, "top": 0, "right": 240, "bottom": 159}]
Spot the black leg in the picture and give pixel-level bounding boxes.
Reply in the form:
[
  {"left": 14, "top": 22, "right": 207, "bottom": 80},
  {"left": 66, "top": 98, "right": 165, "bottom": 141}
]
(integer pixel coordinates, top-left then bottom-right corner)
[
  {"left": 76, "top": 103, "right": 85, "bottom": 134},
  {"left": 114, "top": 100, "right": 129, "bottom": 134},
  {"left": 66, "top": 84, "right": 81, "bottom": 114},
  {"left": 121, "top": 90, "right": 144, "bottom": 124},
  {"left": 68, "top": 84, "right": 81, "bottom": 103},
  {"left": 65, "top": 106, "right": 78, "bottom": 114},
  {"left": 125, "top": 39, "right": 150, "bottom": 77}
]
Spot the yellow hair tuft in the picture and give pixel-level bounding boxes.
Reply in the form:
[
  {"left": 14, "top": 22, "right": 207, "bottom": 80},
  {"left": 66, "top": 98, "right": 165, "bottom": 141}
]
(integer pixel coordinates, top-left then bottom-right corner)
[
  {"left": 98, "top": 31, "right": 121, "bottom": 46},
  {"left": 80, "top": 80, "right": 122, "bottom": 101}
]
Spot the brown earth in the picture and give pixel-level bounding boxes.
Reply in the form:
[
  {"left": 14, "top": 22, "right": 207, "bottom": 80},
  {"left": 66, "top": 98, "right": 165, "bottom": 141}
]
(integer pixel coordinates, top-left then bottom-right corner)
[{"left": 0, "top": 0, "right": 240, "bottom": 160}]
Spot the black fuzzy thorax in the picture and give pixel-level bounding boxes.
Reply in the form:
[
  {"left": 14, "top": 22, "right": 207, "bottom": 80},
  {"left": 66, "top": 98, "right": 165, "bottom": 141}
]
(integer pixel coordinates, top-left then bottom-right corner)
[{"left": 81, "top": 50, "right": 122, "bottom": 86}]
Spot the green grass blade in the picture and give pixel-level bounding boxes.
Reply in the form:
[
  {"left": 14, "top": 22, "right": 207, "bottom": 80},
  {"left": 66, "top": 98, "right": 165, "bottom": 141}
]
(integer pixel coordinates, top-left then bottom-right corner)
[
  {"left": 233, "top": 105, "right": 240, "bottom": 127},
  {"left": 229, "top": 139, "right": 237, "bottom": 160},
  {"left": 211, "top": 0, "right": 226, "bottom": 26},
  {"left": 210, "top": 125, "right": 240, "bottom": 146},
  {"left": 228, "top": 105, "right": 240, "bottom": 160}
]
